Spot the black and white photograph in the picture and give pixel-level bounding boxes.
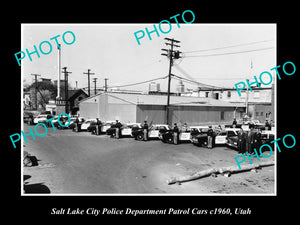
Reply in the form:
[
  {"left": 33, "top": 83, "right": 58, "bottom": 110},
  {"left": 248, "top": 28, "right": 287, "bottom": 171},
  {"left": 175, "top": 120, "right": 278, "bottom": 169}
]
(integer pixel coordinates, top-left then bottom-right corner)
[
  {"left": 21, "top": 23, "right": 276, "bottom": 195},
  {"left": 4, "top": 4, "right": 298, "bottom": 221}
]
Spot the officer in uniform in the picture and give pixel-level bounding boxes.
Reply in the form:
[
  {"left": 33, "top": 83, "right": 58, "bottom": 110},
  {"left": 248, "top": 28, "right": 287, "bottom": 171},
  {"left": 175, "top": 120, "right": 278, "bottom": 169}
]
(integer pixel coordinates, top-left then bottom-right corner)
[
  {"left": 237, "top": 128, "right": 246, "bottom": 154},
  {"left": 95, "top": 118, "right": 101, "bottom": 135},
  {"left": 207, "top": 126, "right": 214, "bottom": 149},
  {"left": 74, "top": 116, "right": 80, "bottom": 132},
  {"left": 173, "top": 123, "right": 179, "bottom": 145},
  {"left": 246, "top": 124, "right": 255, "bottom": 154},
  {"left": 265, "top": 120, "right": 271, "bottom": 130},
  {"left": 253, "top": 129, "right": 262, "bottom": 152},
  {"left": 181, "top": 123, "right": 189, "bottom": 132},
  {"left": 115, "top": 120, "right": 122, "bottom": 139},
  {"left": 232, "top": 118, "right": 237, "bottom": 128},
  {"left": 142, "top": 120, "right": 149, "bottom": 141}
]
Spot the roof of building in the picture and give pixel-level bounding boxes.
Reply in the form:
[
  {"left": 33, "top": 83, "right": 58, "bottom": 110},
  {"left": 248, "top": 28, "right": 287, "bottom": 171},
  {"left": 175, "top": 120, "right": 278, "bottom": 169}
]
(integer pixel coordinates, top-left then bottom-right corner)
[
  {"left": 81, "top": 92, "right": 245, "bottom": 108},
  {"left": 60, "top": 88, "right": 89, "bottom": 100}
]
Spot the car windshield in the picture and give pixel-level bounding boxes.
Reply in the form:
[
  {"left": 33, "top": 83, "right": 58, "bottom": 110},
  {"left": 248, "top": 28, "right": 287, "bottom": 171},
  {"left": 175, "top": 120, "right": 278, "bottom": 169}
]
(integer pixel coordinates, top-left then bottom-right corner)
[
  {"left": 227, "top": 130, "right": 237, "bottom": 137},
  {"left": 218, "top": 131, "right": 227, "bottom": 136}
]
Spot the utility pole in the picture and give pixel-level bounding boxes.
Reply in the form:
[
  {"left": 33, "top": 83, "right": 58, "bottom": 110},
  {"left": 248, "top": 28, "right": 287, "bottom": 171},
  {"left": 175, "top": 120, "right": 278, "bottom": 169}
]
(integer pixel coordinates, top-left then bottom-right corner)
[
  {"left": 62, "top": 67, "right": 72, "bottom": 114},
  {"left": 57, "top": 44, "right": 62, "bottom": 100},
  {"left": 104, "top": 78, "right": 108, "bottom": 92},
  {"left": 83, "top": 69, "right": 95, "bottom": 97},
  {"left": 245, "top": 59, "right": 253, "bottom": 117},
  {"left": 161, "top": 38, "right": 181, "bottom": 125},
  {"left": 92, "top": 77, "right": 98, "bottom": 95},
  {"left": 31, "top": 73, "right": 41, "bottom": 110}
]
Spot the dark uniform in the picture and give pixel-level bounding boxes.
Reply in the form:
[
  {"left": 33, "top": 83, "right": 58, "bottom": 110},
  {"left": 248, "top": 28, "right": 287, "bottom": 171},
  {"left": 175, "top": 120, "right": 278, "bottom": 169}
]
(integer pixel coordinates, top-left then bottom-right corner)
[
  {"left": 75, "top": 116, "right": 80, "bottom": 132},
  {"left": 115, "top": 120, "right": 122, "bottom": 138},
  {"left": 142, "top": 121, "right": 149, "bottom": 141},
  {"left": 246, "top": 125, "right": 255, "bottom": 154},
  {"left": 265, "top": 120, "right": 271, "bottom": 130},
  {"left": 232, "top": 118, "right": 237, "bottom": 128},
  {"left": 253, "top": 130, "right": 262, "bottom": 152},
  {"left": 95, "top": 118, "right": 101, "bottom": 135},
  {"left": 207, "top": 126, "right": 214, "bottom": 149},
  {"left": 237, "top": 129, "right": 246, "bottom": 154},
  {"left": 173, "top": 123, "right": 179, "bottom": 144}
]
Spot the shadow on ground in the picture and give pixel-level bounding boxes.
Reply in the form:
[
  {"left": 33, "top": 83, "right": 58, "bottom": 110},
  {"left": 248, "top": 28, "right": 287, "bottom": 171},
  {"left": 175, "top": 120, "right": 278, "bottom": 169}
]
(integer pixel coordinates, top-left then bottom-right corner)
[
  {"left": 23, "top": 175, "right": 51, "bottom": 194},
  {"left": 24, "top": 183, "right": 51, "bottom": 194}
]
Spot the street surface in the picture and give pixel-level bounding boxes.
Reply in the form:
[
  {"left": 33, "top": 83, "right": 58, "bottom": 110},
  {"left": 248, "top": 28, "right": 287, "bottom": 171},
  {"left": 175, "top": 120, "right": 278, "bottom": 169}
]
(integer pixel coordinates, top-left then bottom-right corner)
[{"left": 23, "top": 123, "right": 275, "bottom": 194}]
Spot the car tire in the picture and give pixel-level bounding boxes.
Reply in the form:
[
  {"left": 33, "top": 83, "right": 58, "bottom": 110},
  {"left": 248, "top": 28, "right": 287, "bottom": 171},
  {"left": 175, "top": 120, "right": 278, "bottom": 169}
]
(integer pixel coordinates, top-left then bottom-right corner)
[
  {"left": 167, "top": 138, "right": 173, "bottom": 144},
  {"left": 137, "top": 134, "right": 144, "bottom": 141}
]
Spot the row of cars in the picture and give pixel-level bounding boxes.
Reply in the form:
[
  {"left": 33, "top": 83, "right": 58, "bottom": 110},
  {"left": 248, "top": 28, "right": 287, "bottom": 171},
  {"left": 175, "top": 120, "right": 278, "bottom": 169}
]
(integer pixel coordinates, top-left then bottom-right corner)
[
  {"left": 94, "top": 121, "right": 275, "bottom": 149},
  {"left": 24, "top": 112, "right": 275, "bottom": 150}
]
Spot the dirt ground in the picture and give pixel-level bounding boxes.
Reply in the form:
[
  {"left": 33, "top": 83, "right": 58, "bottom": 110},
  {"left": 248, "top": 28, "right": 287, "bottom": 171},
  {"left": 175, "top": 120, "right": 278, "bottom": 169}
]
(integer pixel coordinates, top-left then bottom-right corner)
[{"left": 23, "top": 124, "right": 275, "bottom": 195}]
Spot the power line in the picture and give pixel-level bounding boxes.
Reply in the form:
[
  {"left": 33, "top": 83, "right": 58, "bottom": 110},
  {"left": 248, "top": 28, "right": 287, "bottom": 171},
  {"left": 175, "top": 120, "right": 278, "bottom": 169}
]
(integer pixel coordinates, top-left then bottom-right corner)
[
  {"left": 184, "top": 39, "right": 274, "bottom": 54},
  {"left": 108, "top": 75, "right": 168, "bottom": 89},
  {"left": 172, "top": 73, "right": 224, "bottom": 89},
  {"left": 184, "top": 46, "right": 274, "bottom": 58}
]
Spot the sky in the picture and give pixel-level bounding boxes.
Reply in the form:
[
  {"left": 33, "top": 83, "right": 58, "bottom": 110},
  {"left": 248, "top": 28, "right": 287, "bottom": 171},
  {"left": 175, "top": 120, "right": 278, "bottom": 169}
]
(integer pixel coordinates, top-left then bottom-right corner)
[{"left": 21, "top": 23, "right": 276, "bottom": 93}]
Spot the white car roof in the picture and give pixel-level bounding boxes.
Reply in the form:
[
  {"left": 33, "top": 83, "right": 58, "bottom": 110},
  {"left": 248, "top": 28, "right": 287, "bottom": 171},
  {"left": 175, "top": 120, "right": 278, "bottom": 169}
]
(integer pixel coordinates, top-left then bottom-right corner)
[
  {"left": 190, "top": 126, "right": 209, "bottom": 129},
  {"left": 225, "top": 128, "right": 240, "bottom": 131},
  {"left": 153, "top": 124, "right": 169, "bottom": 127},
  {"left": 37, "top": 114, "right": 48, "bottom": 117}
]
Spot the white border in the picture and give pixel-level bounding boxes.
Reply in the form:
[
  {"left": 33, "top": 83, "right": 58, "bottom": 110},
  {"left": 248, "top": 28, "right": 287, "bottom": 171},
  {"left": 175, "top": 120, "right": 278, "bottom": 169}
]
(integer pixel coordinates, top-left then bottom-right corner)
[{"left": 21, "top": 23, "right": 277, "bottom": 196}]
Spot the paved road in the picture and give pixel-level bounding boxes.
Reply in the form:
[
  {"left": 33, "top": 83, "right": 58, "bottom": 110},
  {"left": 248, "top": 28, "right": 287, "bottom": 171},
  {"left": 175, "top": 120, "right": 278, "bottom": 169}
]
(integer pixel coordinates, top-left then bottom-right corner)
[{"left": 23, "top": 123, "right": 275, "bottom": 194}]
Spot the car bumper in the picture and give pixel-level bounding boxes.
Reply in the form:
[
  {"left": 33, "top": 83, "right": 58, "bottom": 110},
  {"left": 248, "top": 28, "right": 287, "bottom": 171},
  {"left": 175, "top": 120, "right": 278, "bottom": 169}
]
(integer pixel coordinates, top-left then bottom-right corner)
[
  {"left": 191, "top": 138, "right": 199, "bottom": 144},
  {"left": 226, "top": 142, "right": 237, "bottom": 148}
]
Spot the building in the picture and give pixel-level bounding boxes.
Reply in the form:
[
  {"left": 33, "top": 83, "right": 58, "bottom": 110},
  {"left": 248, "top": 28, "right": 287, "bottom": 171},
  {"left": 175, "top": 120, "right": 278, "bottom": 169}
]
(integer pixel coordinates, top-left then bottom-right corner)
[
  {"left": 46, "top": 89, "right": 89, "bottom": 115},
  {"left": 182, "top": 85, "right": 274, "bottom": 122},
  {"left": 148, "top": 82, "right": 160, "bottom": 92},
  {"left": 176, "top": 80, "right": 185, "bottom": 94},
  {"left": 78, "top": 92, "right": 245, "bottom": 125}
]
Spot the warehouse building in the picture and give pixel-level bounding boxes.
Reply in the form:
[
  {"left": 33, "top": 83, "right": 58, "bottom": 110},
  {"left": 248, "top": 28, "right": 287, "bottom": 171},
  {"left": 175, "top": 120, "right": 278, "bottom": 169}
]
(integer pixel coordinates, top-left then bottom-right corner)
[{"left": 78, "top": 92, "right": 245, "bottom": 125}]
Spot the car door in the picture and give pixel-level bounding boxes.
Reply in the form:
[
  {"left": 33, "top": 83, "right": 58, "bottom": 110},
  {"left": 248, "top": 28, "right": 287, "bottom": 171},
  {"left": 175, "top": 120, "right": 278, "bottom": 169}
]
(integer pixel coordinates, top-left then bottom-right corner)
[
  {"left": 121, "top": 127, "right": 132, "bottom": 136},
  {"left": 179, "top": 131, "right": 191, "bottom": 141},
  {"left": 215, "top": 131, "right": 227, "bottom": 144},
  {"left": 148, "top": 126, "right": 159, "bottom": 138}
]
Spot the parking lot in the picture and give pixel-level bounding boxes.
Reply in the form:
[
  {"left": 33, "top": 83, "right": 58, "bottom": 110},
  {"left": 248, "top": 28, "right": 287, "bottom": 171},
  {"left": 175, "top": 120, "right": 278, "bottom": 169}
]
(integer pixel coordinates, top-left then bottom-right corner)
[{"left": 23, "top": 123, "right": 275, "bottom": 195}]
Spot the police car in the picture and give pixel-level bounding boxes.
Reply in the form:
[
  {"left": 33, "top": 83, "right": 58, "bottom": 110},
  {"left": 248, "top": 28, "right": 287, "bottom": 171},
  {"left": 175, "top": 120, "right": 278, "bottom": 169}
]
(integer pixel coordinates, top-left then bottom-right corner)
[
  {"left": 106, "top": 123, "right": 141, "bottom": 138},
  {"left": 132, "top": 124, "right": 171, "bottom": 141},
  {"left": 161, "top": 126, "right": 202, "bottom": 144},
  {"left": 33, "top": 114, "right": 49, "bottom": 124},
  {"left": 215, "top": 128, "right": 240, "bottom": 145},
  {"left": 81, "top": 119, "right": 97, "bottom": 131}
]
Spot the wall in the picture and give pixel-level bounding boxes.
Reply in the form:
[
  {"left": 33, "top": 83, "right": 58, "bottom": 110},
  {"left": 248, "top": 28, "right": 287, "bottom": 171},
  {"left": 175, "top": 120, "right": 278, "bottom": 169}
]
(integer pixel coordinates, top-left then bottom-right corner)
[
  {"left": 249, "top": 103, "right": 273, "bottom": 122},
  {"left": 136, "top": 105, "right": 242, "bottom": 126},
  {"left": 99, "top": 94, "right": 136, "bottom": 122},
  {"left": 136, "top": 105, "right": 166, "bottom": 124},
  {"left": 169, "top": 106, "right": 237, "bottom": 126},
  {"left": 78, "top": 101, "right": 98, "bottom": 119}
]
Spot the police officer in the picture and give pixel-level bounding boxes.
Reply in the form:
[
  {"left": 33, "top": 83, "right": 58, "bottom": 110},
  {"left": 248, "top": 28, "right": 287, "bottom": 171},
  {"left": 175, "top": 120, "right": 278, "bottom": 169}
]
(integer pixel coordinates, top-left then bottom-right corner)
[
  {"left": 142, "top": 120, "right": 149, "bottom": 141},
  {"left": 237, "top": 128, "right": 246, "bottom": 154},
  {"left": 95, "top": 118, "right": 101, "bottom": 135},
  {"left": 265, "top": 119, "right": 271, "bottom": 131},
  {"left": 173, "top": 123, "right": 179, "bottom": 145},
  {"left": 207, "top": 126, "right": 214, "bottom": 149},
  {"left": 247, "top": 124, "right": 255, "bottom": 154},
  {"left": 74, "top": 116, "right": 79, "bottom": 132},
  {"left": 115, "top": 120, "right": 122, "bottom": 139},
  {"left": 253, "top": 129, "right": 262, "bottom": 152},
  {"left": 181, "top": 123, "right": 189, "bottom": 132},
  {"left": 232, "top": 118, "right": 237, "bottom": 128}
]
